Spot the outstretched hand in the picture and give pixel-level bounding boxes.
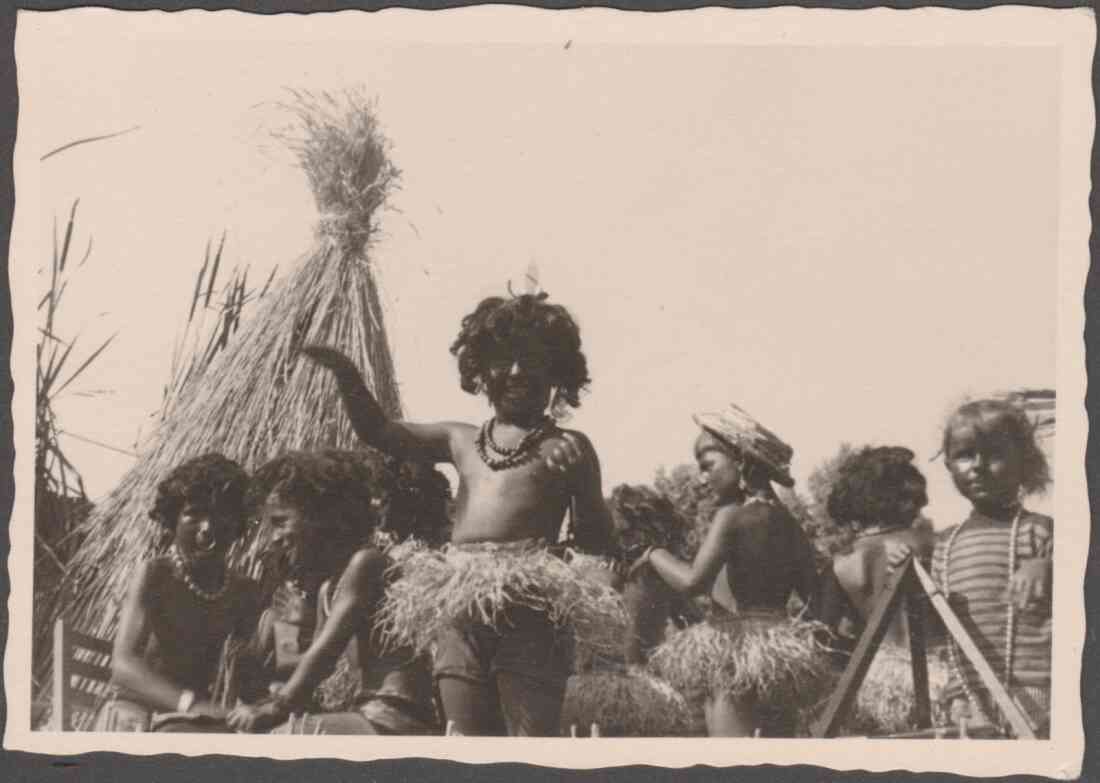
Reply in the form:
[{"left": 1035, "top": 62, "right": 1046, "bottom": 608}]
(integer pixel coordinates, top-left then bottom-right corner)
[{"left": 545, "top": 431, "right": 584, "bottom": 474}]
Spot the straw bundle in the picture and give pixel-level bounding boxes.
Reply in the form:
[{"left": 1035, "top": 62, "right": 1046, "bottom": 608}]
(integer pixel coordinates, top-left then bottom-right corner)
[
  {"left": 379, "top": 541, "right": 628, "bottom": 660},
  {"left": 48, "top": 89, "right": 404, "bottom": 659},
  {"left": 560, "top": 668, "right": 696, "bottom": 737},
  {"left": 648, "top": 613, "right": 836, "bottom": 712}
]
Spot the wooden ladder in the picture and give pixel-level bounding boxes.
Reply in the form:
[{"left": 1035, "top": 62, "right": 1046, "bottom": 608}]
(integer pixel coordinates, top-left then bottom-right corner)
[{"left": 810, "top": 557, "right": 1037, "bottom": 739}]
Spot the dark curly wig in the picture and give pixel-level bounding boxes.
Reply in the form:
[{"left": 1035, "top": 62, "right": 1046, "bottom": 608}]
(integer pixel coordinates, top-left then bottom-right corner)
[
  {"left": 247, "top": 449, "right": 452, "bottom": 548},
  {"left": 826, "top": 446, "right": 928, "bottom": 530},
  {"left": 608, "top": 484, "right": 689, "bottom": 563},
  {"left": 149, "top": 453, "right": 249, "bottom": 537},
  {"left": 449, "top": 292, "right": 590, "bottom": 416},
  {"left": 943, "top": 399, "right": 1051, "bottom": 496}
]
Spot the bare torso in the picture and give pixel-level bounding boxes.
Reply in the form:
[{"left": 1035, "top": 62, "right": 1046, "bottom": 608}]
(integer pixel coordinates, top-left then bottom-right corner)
[
  {"left": 449, "top": 424, "right": 579, "bottom": 545},
  {"left": 136, "top": 558, "right": 256, "bottom": 696}
]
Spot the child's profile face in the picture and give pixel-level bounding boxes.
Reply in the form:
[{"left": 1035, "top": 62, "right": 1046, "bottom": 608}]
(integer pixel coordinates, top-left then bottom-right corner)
[
  {"left": 695, "top": 431, "right": 743, "bottom": 504},
  {"left": 174, "top": 501, "right": 238, "bottom": 561},
  {"left": 260, "top": 494, "right": 320, "bottom": 577},
  {"left": 484, "top": 338, "right": 554, "bottom": 419},
  {"left": 944, "top": 416, "right": 1025, "bottom": 511}
]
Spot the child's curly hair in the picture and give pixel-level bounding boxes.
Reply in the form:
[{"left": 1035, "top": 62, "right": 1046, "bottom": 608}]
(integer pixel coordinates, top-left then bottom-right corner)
[
  {"left": 826, "top": 446, "right": 928, "bottom": 529},
  {"left": 449, "top": 292, "right": 590, "bottom": 415},
  {"left": 608, "top": 484, "right": 689, "bottom": 563},
  {"left": 149, "top": 453, "right": 250, "bottom": 537},
  {"left": 943, "top": 399, "right": 1051, "bottom": 495},
  {"left": 247, "top": 449, "right": 452, "bottom": 548}
]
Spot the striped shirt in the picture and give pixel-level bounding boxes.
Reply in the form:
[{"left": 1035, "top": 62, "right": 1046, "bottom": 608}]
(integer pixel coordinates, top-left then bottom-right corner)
[{"left": 931, "top": 510, "right": 1052, "bottom": 727}]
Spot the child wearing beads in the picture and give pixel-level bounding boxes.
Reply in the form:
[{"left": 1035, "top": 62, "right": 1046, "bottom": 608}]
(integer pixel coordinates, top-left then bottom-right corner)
[
  {"left": 888, "top": 399, "right": 1053, "bottom": 737},
  {"left": 103, "top": 454, "right": 259, "bottom": 732},
  {"left": 631, "top": 404, "right": 830, "bottom": 737},
  {"left": 301, "top": 291, "right": 618, "bottom": 736},
  {"left": 226, "top": 450, "right": 450, "bottom": 734}
]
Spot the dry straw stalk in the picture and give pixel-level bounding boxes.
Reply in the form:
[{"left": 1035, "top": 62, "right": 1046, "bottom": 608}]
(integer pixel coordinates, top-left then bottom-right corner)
[{"left": 47, "top": 89, "right": 404, "bottom": 664}]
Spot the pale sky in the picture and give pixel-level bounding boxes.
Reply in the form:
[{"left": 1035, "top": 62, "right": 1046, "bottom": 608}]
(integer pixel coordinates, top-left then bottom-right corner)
[{"left": 15, "top": 9, "right": 1060, "bottom": 527}]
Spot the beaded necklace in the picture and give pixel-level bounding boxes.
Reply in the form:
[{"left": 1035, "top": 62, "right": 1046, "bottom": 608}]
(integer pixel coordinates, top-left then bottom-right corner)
[
  {"left": 942, "top": 505, "right": 1022, "bottom": 729},
  {"left": 475, "top": 416, "right": 555, "bottom": 471},
  {"left": 168, "top": 544, "right": 230, "bottom": 603}
]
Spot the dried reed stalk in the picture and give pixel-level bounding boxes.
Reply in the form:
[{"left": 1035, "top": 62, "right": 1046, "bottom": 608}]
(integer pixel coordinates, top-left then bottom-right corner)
[{"left": 45, "top": 89, "right": 404, "bottom": 668}]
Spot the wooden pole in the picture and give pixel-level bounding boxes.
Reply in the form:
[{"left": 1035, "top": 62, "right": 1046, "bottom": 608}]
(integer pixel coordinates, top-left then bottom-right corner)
[
  {"left": 811, "top": 559, "right": 915, "bottom": 737},
  {"left": 910, "top": 560, "right": 1036, "bottom": 739}
]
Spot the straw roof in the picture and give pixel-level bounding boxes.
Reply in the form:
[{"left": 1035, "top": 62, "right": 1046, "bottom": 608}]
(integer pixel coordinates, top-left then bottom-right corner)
[{"left": 45, "top": 90, "right": 404, "bottom": 661}]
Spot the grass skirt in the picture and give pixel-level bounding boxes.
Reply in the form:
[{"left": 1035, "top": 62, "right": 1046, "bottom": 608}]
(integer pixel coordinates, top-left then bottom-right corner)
[
  {"left": 847, "top": 645, "right": 952, "bottom": 735},
  {"left": 379, "top": 539, "right": 627, "bottom": 660},
  {"left": 648, "top": 610, "right": 834, "bottom": 712},
  {"left": 560, "top": 666, "right": 698, "bottom": 736}
]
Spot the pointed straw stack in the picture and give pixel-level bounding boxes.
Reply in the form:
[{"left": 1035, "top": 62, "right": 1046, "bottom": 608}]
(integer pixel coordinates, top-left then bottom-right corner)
[{"left": 46, "top": 89, "right": 404, "bottom": 661}]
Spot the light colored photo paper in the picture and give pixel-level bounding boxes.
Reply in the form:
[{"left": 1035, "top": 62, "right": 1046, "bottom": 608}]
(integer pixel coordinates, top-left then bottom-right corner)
[{"left": 4, "top": 5, "right": 1093, "bottom": 777}]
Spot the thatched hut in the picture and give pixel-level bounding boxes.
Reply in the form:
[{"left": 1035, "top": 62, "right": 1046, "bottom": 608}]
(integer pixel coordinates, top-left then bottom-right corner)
[{"left": 42, "top": 90, "right": 405, "bottom": 680}]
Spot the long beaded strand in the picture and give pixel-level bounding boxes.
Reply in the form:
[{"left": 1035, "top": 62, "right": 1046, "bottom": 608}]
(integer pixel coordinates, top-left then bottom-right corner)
[{"left": 942, "top": 506, "right": 1021, "bottom": 730}]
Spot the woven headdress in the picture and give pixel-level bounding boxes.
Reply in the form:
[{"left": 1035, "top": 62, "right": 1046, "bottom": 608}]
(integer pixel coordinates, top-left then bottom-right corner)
[{"left": 693, "top": 403, "right": 795, "bottom": 488}]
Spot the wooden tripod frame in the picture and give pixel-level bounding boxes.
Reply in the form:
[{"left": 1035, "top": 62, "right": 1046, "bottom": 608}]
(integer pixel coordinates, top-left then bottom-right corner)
[{"left": 810, "top": 557, "right": 1037, "bottom": 739}]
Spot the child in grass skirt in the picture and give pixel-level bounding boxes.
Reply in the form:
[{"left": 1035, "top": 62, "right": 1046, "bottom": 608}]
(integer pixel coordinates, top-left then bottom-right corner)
[
  {"left": 558, "top": 485, "right": 696, "bottom": 736},
  {"left": 225, "top": 450, "right": 449, "bottom": 735},
  {"left": 814, "top": 445, "right": 941, "bottom": 734},
  {"left": 631, "top": 405, "right": 833, "bottom": 737},
  {"left": 304, "top": 291, "right": 620, "bottom": 735}
]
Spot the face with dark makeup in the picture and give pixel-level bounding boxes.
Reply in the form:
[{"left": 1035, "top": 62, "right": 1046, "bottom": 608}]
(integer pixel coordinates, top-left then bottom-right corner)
[
  {"left": 944, "top": 415, "right": 1025, "bottom": 514},
  {"left": 483, "top": 338, "right": 554, "bottom": 422},
  {"left": 173, "top": 502, "right": 238, "bottom": 562},
  {"left": 259, "top": 493, "right": 325, "bottom": 583}
]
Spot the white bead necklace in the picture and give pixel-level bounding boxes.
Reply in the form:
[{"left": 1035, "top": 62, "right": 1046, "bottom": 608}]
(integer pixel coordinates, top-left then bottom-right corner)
[
  {"left": 942, "top": 506, "right": 1022, "bottom": 729},
  {"left": 168, "top": 544, "right": 230, "bottom": 603}
]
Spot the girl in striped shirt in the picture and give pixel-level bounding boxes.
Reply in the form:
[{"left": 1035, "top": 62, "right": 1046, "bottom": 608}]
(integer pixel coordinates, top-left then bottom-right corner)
[{"left": 890, "top": 399, "right": 1052, "bottom": 737}]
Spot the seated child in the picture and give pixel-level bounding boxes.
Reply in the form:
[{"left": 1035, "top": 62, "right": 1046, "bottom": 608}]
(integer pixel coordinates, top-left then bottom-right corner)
[
  {"left": 226, "top": 450, "right": 450, "bottom": 734},
  {"left": 632, "top": 404, "right": 830, "bottom": 737},
  {"left": 560, "top": 484, "right": 695, "bottom": 736},
  {"left": 102, "top": 453, "right": 258, "bottom": 732},
  {"left": 888, "top": 398, "right": 1053, "bottom": 737},
  {"left": 302, "top": 291, "right": 620, "bottom": 736}
]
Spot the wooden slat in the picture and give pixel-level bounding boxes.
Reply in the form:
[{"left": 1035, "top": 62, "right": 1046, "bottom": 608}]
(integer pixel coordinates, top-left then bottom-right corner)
[
  {"left": 68, "top": 628, "right": 113, "bottom": 656},
  {"left": 811, "top": 559, "right": 915, "bottom": 737},
  {"left": 911, "top": 560, "right": 1036, "bottom": 739},
  {"left": 68, "top": 659, "right": 110, "bottom": 684},
  {"left": 53, "top": 618, "right": 71, "bottom": 731},
  {"left": 905, "top": 591, "right": 931, "bottom": 728}
]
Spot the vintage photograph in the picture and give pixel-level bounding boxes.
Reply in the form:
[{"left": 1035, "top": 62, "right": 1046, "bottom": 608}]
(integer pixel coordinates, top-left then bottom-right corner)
[{"left": 4, "top": 5, "right": 1092, "bottom": 774}]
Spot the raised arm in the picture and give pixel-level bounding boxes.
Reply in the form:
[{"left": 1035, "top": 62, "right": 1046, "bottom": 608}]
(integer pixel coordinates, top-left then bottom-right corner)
[
  {"left": 640, "top": 505, "right": 738, "bottom": 596},
  {"left": 111, "top": 561, "right": 225, "bottom": 718},
  {"left": 226, "top": 548, "right": 385, "bottom": 732},
  {"left": 301, "top": 345, "right": 453, "bottom": 463}
]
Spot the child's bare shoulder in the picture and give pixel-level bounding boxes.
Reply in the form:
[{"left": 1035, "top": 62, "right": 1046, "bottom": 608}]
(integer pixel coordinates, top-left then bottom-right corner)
[
  {"left": 728, "top": 500, "right": 775, "bottom": 529},
  {"left": 552, "top": 427, "right": 597, "bottom": 457}
]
